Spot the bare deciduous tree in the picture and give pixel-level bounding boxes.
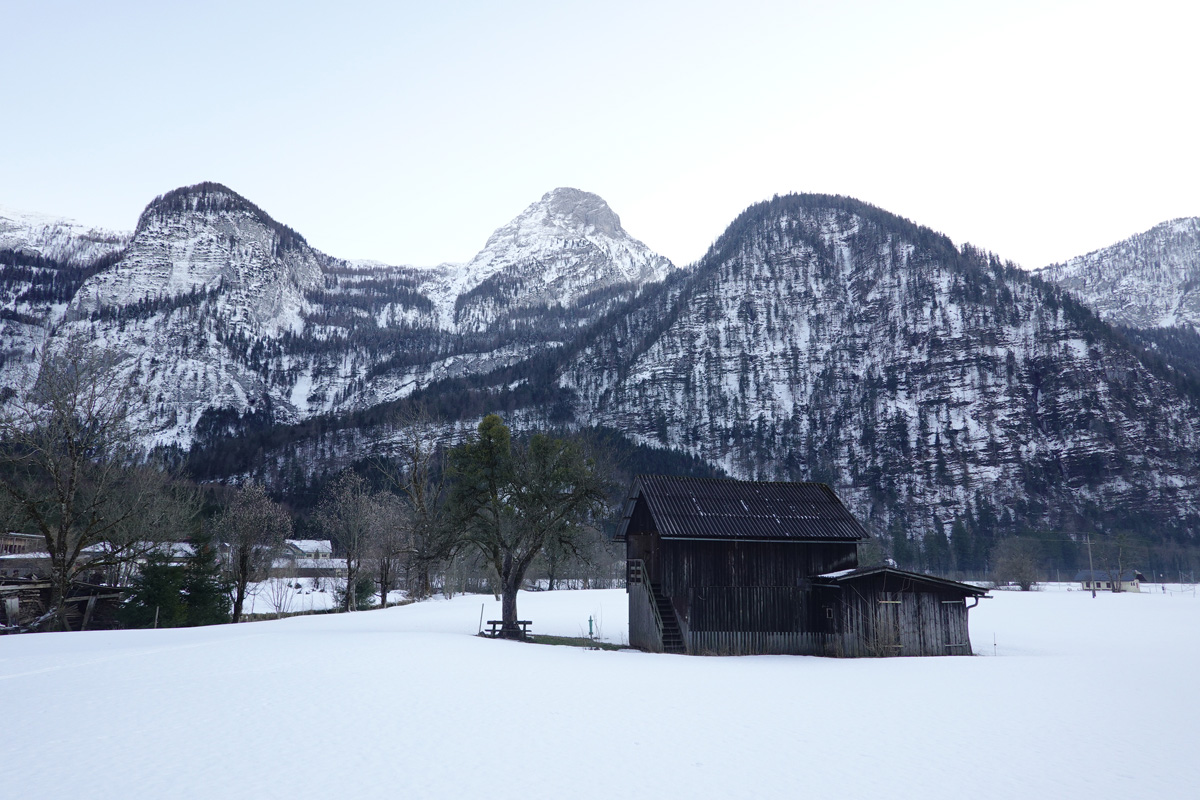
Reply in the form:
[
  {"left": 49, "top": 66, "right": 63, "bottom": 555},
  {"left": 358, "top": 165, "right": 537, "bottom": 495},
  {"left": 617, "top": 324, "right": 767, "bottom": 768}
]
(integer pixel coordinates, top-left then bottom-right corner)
[
  {"left": 264, "top": 564, "right": 298, "bottom": 619},
  {"left": 369, "top": 491, "right": 407, "bottom": 608},
  {"left": 376, "top": 411, "right": 454, "bottom": 600},
  {"left": 215, "top": 483, "right": 292, "bottom": 622},
  {"left": 0, "top": 338, "right": 181, "bottom": 630},
  {"left": 317, "top": 471, "right": 373, "bottom": 612},
  {"left": 991, "top": 537, "right": 1041, "bottom": 591}
]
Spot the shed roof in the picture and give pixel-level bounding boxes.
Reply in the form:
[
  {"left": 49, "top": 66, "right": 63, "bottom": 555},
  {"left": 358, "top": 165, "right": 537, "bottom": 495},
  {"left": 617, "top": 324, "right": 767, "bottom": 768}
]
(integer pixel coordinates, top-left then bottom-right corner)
[
  {"left": 614, "top": 475, "right": 870, "bottom": 542},
  {"left": 815, "top": 565, "right": 989, "bottom": 596}
]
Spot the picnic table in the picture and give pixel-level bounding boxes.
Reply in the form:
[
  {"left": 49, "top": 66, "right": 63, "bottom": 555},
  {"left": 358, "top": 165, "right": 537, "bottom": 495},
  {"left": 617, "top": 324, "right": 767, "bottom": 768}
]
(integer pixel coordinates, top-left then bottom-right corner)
[{"left": 483, "top": 619, "right": 532, "bottom": 638}]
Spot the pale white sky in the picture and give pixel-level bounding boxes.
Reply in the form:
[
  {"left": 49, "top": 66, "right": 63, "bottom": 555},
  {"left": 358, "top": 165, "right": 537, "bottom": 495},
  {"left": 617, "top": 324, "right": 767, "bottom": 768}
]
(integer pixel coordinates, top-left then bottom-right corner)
[{"left": 2, "top": 0, "right": 1197, "bottom": 269}]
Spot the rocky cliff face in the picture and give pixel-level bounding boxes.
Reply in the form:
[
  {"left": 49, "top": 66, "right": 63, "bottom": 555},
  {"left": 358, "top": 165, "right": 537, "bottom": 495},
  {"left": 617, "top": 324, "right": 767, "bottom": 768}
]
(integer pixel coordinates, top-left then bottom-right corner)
[
  {"left": 51, "top": 184, "right": 331, "bottom": 446},
  {"left": 0, "top": 207, "right": 132, "bottom": 394},
  {"left": 1038, "top": 217, "right": 1200, "bottom": 330},
  {"left": 1, "top": 183, "right": 676, "bottom": 448}
]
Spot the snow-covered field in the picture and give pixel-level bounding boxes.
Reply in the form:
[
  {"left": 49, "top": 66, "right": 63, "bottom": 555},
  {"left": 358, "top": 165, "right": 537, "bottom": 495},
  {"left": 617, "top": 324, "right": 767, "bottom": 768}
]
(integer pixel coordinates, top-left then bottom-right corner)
[{"left": 3, "top": 584, "right": 1197, "bottom": 799}]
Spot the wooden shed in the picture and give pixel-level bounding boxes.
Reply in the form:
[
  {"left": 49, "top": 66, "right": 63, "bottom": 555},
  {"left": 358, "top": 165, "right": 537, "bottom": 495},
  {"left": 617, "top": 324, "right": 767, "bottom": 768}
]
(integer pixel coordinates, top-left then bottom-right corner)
[
  {"left": 616, "top": 475, "right": 987, "bottom": 657},
  {"left": 812, "top": 566, "right": 987, "bottom": 656}
]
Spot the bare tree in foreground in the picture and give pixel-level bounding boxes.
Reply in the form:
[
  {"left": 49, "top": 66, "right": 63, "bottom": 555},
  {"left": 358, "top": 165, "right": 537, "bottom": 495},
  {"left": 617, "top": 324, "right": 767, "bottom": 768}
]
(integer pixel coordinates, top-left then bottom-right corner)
[
  {"left": 376, "top": 411, "right": 454, "bottom": 600},
  {"left": 318, "top": 471, "right": 373, "bottom": 612},
  {"left": 215, "top": 483, "right": 292, "bottom": 622},
  {"left": 0, "top": 338, "right": 181, "bottom": 630},
  {"left": 448, "top": 415, "right": 610, "bottom": 637},
  {"left": 369, "top": 491, "right": 406, "bottom": 608}
]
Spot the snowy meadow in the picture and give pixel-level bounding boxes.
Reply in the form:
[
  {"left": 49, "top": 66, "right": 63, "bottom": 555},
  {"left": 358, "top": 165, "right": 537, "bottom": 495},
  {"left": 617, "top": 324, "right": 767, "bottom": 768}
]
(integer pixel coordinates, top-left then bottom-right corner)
[{"left": 3, "top": 584, "right": 1197, "bottom": 799}]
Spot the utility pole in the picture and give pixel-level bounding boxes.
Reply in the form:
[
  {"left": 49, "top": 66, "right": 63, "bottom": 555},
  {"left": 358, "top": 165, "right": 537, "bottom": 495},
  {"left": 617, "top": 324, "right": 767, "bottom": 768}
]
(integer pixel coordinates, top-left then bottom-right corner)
[{"left": 1086, "top": 533, "right": 1096, "bottom": 599}]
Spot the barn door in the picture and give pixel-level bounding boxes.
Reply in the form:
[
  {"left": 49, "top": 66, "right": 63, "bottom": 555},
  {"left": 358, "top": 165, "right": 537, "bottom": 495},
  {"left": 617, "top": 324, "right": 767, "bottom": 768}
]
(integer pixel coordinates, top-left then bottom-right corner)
[
  {"left": 876, "top": 592, "right": 902, "bottom": 655},
  {"left": 941, "top": 599, "right": 967, "bottom": 654}
]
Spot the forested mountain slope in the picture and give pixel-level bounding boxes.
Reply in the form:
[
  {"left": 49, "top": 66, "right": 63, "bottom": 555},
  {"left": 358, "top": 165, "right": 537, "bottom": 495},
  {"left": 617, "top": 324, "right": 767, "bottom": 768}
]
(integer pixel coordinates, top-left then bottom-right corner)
[{"left": 555, "top": 195, "right": 1200, "bottom": 562}]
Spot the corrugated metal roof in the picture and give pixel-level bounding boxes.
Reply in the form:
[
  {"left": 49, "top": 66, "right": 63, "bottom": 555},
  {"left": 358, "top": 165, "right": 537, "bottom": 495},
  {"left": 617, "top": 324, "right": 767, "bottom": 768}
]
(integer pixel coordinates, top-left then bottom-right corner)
[
  {"left": 616, "top": 475, "right": 869, "bottom": 542},
  {"left": 815, "top": 565, "right": 990, "bottom": 596}
]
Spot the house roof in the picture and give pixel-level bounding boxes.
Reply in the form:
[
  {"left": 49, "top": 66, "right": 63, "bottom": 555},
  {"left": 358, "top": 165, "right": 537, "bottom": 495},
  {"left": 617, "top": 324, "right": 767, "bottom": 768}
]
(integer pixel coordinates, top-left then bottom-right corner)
[
  {"left": 1074, "top": 570, "right": 1145, "bottom": 582},
  {"left": 815, "top": 565, "right": 990, "bottom": 596},
  {"left": 614, "top": 475, "right": 870, "bottom": 542},
  {"left": 285, "top": 540, "right": 333, "bottom": 556}
]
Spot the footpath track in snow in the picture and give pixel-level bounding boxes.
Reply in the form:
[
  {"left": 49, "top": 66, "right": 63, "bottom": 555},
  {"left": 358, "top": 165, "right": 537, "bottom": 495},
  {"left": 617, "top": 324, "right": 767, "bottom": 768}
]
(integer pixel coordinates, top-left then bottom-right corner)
[{"left": 3, "top": 585, "right": 1197, "bottom": 799}]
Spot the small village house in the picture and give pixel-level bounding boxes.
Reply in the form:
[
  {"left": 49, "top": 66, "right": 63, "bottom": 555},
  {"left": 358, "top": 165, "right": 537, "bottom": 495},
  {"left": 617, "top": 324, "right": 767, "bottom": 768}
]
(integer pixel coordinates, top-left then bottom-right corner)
[
  {"left": 1075, "top": 569, "right": 1145, "bottom": 593},
  {"left": 271, "top": 539, "right": 346, "bottom": 578}
]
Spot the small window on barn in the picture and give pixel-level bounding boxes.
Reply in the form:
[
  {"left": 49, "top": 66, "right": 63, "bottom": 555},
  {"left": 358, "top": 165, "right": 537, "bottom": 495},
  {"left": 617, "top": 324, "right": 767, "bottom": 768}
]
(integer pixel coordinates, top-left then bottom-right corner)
[{"left": 825, "top": 607, "right": 833, "bottom": 619}]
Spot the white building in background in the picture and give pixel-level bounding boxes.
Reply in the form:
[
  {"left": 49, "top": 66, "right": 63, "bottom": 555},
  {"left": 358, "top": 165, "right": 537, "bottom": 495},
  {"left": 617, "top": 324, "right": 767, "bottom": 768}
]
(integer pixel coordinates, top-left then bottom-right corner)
[
  {"left": 1075, "top": 569, "right": 1145, "bottom": 593},
  {"left": 284, "top": 540, "right": 333, "bottom": 559},
  {"left": 272, "top": 540, "right": 345, "bottom": 578}
]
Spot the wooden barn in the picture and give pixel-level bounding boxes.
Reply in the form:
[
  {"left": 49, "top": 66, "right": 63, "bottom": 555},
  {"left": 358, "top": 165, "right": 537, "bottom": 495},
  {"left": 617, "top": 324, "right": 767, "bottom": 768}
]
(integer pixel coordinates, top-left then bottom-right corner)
[{"left": 617, "top": 476, "right": 987, "bottom": 657}]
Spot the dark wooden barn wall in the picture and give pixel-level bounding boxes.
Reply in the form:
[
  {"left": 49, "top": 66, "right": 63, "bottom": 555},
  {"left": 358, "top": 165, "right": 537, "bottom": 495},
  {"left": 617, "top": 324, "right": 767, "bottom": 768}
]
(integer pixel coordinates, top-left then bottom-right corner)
[
  {"left": 688, "top": 587, "right": 823, "bottom": 632},
  {"left": 660, "top": 540, "right": 858, "bottom": 597},
  {"left": 689, "top": 630, "right": 835, "bottom": 656}
]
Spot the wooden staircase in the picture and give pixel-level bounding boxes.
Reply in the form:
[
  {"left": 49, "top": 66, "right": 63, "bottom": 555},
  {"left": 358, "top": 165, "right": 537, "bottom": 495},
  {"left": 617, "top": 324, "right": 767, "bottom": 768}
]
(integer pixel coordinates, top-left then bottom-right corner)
[{"left": 652, "top": 585, "right": 686, "bottom": 654}]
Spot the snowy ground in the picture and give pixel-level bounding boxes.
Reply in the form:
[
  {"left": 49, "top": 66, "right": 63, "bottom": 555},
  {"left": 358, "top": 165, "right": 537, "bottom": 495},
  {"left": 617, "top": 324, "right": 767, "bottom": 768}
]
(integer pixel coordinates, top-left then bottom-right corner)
[
  {"left": 3, "top": 584, "right": 1198, "bottom": 799},
  {"left": 238, "top": 577, "right": 404, "bottom": 616}
]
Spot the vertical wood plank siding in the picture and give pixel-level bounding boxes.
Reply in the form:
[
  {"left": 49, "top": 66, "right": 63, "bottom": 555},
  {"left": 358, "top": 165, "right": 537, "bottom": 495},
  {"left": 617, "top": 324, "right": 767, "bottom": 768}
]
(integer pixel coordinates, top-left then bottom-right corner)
[
  {"left": 835, "top": 576, "right": 975, "bottom": 657},
  {"left": 660, "top": 540, "right": 857, "bottom": 597}
]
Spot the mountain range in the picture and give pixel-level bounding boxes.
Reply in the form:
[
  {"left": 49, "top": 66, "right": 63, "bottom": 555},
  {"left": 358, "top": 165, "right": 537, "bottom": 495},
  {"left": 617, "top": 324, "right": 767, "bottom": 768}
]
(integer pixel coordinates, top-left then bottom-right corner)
[{"left": 3, "top": 184, "right": 1198, "bottom": 569}]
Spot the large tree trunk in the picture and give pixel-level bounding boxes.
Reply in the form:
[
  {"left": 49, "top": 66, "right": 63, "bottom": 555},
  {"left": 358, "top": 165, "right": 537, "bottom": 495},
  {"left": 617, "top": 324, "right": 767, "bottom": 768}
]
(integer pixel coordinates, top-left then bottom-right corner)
[
  {"left": 48, "top": 543, "right": 74, "bottom": 631},
  {"left": 344, "top": 559, "right": 358, "bottom": 612},
  {"left": 500, "top": 576, "right": 522, "bottom": 639},
  {"left": 50, "top": 578, "right": 72, "bottom": 632},
  {"left": 499, "top": 552, "right": 536, "bottom": 639},
  {"left": 414, "top": 564, "right": 431, "bottom": 600},
  {"left": 232, "top": 581, "right": 246, "bottom": 623},
  {"left": 231, "top": 547, "right": 250, "bottom": 623},
  {"left": 378, "top": 559, "right": 391, "bottom": 609}
]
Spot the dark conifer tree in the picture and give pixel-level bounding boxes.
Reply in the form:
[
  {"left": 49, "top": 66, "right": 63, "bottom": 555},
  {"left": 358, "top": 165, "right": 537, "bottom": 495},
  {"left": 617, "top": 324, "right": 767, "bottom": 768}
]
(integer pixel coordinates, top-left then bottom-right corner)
[{"left": 182, "top": 535, "right": 232, "bottom": 626}]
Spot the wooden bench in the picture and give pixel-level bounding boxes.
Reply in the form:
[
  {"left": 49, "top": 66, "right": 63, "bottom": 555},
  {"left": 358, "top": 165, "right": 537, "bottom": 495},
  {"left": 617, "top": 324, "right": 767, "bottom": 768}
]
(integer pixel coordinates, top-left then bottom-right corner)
[{"left": 484, "top": 619, "right": 532, "bottom": 638}]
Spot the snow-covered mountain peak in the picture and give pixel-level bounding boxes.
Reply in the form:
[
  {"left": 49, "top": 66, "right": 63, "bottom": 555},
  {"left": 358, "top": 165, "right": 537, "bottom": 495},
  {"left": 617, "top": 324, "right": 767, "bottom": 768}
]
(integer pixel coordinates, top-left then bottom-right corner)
[
  {"left": 435, "top": 188, "right": 675, "bottom": 332},
  {"left": 536, "top": 187, "right": 622, "bottom": 237},
  {"left": 135, "top": 182, "right": 305, "bottom": 245}
]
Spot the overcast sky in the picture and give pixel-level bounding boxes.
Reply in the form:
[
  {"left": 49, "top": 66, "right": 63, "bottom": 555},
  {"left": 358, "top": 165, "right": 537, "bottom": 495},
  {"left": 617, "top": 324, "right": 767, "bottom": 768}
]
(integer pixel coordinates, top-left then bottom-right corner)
[{"left": 2, "top": 0, "right": 1197, "bottom": 269}]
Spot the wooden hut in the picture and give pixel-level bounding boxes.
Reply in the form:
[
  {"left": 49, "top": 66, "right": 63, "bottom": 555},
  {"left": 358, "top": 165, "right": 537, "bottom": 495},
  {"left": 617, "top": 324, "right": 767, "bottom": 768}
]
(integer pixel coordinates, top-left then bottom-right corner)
[
  {"left": 616, "top": 476, "right": 987, "bottom": 657},
  {"left": 811, "top": 566, "right": 987, "bottom": 656}
]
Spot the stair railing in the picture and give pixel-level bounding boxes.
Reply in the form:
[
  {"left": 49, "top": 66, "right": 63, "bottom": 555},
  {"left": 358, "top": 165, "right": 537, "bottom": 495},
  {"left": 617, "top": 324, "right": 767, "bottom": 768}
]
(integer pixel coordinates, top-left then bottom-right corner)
[{"left": 628, "top": 559, "right": 665, "bottom": 650}]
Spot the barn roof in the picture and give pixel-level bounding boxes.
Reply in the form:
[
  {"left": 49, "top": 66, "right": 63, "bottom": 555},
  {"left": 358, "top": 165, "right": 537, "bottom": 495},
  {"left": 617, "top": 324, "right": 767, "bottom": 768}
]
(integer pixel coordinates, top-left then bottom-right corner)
[{"left": 614, "top": 475, "right": 870, "bottom": 542}]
